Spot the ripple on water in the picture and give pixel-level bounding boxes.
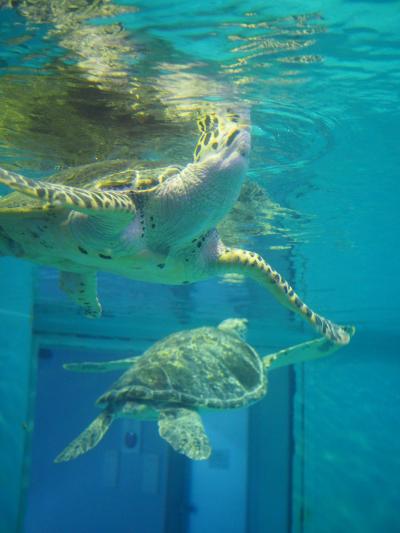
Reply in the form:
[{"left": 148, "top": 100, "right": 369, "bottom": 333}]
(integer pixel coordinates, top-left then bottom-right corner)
[{"left": 251, "top": 99, "right": 336, "bottom": 174}]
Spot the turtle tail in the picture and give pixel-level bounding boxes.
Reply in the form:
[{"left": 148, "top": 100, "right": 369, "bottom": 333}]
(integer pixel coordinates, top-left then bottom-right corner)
[{"left": 54, "top": 411, "right": 113, "bottom": 463}]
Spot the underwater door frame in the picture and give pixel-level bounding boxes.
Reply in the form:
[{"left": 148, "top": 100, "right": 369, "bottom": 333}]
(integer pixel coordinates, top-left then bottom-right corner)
[
  {"left": 185, "top": 368, "right": 294, "bottom": 533},
  {"left": 246, "top": 365, "right": 294, "bottom": 533},
  {"left": 23, "top": 333, "right": 189, "bottom": 533}
]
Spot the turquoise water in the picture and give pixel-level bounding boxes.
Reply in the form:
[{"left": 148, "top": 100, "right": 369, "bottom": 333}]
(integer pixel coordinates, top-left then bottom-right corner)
[{"left": 0, "top": 1, "right": 399, "bottom": 532}]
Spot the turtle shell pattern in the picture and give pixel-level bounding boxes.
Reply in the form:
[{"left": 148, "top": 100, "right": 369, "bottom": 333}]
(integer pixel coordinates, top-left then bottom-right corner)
[{"left": 97, "top": 327, "right": 267, "bottom": 410}]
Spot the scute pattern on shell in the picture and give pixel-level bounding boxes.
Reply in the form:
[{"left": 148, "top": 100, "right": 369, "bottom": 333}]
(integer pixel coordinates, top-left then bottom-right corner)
[{"left": 97, "top": 327, "right": 266, "bottom": 409}]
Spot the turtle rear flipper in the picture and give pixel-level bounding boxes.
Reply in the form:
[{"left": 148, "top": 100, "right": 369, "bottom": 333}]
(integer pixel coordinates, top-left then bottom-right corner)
[
  {"left": 54, "top": 411, "right": 113, "bottom": 463},
  {"left": 263, "top": 326, "right": 355, "bottom": 370},
  {"left": 158, "top": 408, "right": 211, "bottom": 460},
  {"left": 0, "top": 167, "right": 136, "bottom": 215},
  {"left": 60, "top": 271, "right": 101, "bottom": 318},
  {"left": 64, "top": 357, "right": 137, "bottom": 373}
]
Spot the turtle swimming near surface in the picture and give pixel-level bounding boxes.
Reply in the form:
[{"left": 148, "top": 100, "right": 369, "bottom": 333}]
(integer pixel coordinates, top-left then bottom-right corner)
[
  {"left": 55, "top": 318, "right": 355, "bottom": 462},
  {"left": 0, "top": 110, "right": 349, "bottom": 344}
]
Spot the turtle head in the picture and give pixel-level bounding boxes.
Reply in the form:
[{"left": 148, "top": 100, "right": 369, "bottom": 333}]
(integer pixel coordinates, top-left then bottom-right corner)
[
  {"left": 194, "top": 111, "right": 251, "bottom": 171},
  {"left": 191, "top": 111, "right": 251, "bottom": 220},
  {"left": 151, "top": 110, "right": 250, "bottom": 243},
  {"left": 217, "top": 318, "right": 248, "bottom": 340}
]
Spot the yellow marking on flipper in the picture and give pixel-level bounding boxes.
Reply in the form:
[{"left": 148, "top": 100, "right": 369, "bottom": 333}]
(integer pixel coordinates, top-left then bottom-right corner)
[
  {"left": 216, "top": 247, "right": 351, "bottom": 345},
  {"left": 0, "top": 167, "right": 136, "bottom": 213},
  {"left": 0, "top": 206, "right": 55, "bottom": 215}
]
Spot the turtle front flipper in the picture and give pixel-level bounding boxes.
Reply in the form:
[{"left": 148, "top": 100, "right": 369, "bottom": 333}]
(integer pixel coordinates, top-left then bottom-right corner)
[
  {"left": 0, "top": 167, "right": 136, "bottom": 215},
  {"left": 215, "top": 247, "right": 351, "bottom": 345},
  {"left": 64, "top": 357, "right": 137, "bottom": 373},
  {"left": 263, "top": 325, "right": 355, "bottom": 370},
  {"left": 158, "top": 408, "right": 211, "bottom": 460},
  {"left": 60, "top": 271, "right": 101, "bottom": 318},
  {"left": 54, "top": 411, "right": 113, "bottom": 463}
]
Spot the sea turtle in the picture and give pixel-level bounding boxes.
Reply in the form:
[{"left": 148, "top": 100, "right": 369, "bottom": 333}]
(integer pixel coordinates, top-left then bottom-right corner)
[
  {"left": 0, "top": 110, "right": 349, "bottom": 344},
  {"left": 55, "top": 318, "right": 355, "bottom": 462}
]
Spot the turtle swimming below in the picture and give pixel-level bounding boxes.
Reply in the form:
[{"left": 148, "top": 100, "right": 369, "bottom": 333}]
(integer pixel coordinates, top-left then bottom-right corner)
[
  {"left": 55, "top": 318, "right": 355, "bottom": 462},
  {"left": 0, "top": 110, "right": 349, "bottom": 344}
]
